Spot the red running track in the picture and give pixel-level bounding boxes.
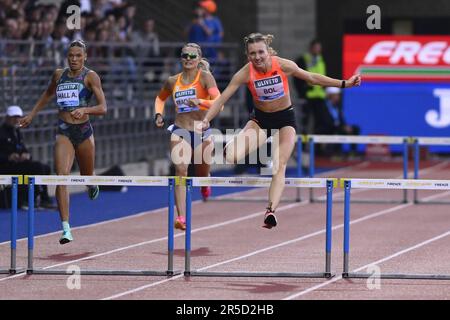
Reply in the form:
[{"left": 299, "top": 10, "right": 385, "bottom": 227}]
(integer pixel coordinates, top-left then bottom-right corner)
[{"left": 0, "top": 161, "right": 449, "bottom": 300}]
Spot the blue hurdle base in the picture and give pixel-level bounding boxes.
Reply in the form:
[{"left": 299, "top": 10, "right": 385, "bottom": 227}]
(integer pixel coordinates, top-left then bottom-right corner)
[
  {"left": 26, "top": 269, "right": 183, "bottom": 276},
  {"left": 185, "top": 271, "right": 335, "bottom": 278},
  {"left": 0, "top": 268, "right": 25, "bottom": 275},
  {"left": 343, "top": 272, "right": 450, "bottom": 280}
]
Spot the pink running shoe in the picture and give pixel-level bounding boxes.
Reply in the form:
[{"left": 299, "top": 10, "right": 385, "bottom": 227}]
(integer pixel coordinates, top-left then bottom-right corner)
[
  {"left": 174, "top": 216, "right": 186, "bottom": 230},
  {"left": 201, "top": 186, "right": 211, "bottom": 201}
]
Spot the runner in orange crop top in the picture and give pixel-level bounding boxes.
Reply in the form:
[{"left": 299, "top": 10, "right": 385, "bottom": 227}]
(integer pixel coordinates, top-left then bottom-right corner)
[
  {"left": 199, "top": 33, "right": 361, "bottom": 229},
  {"left": 171, "top": 69, "right": 210, "bottom": 113},
  {"left": 247, "top": 55, "right": 290, "bottom": 102},
  {"left": 154, "top": 43, "right": 222, "bottom": 231}
]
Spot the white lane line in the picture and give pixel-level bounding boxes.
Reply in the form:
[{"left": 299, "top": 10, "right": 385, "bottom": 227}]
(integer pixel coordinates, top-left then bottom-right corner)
[
  {"left": 0, "top": 207, "right": 167, "bottom": 247},
  {"left": 102, "top": 188, "right": 450, "bottom": 300},
  {"left": 2, "top": 162, "right": 447, "bottom": 293},
  {"left": 2, "top": 161, "right": 446, "bottom": 247},
  {"left": 282, "top": 189, "right": 450, "bottom": 300},
  {"left": 0, "top": 201, "right": 309, "bottom": 282},
  {"left": 1, "top": 164, "right": 370, "bottom": 277},
  {"left": 283, "top": 229, "right": 450, "bottom": 300},
  {"left": 42, "top": 202, "right": 307, "bottom": 270}
]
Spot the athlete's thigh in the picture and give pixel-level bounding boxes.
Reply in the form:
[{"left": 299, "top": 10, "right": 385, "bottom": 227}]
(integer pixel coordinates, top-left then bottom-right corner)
[
  {"left": 225, "top": 120, "right": 267, "bottom": 162},
  {"left": 54, "top": 135, "right": 75, "bottom": 175},
  {"left": 75, "top": 135, "right": 95, "bottom": 175},
  {"left": 170, "top": 133, "right": 192, "bottom": 168},
  {"left": 271, "top": 126, "right": 296, "bottom": 164}
]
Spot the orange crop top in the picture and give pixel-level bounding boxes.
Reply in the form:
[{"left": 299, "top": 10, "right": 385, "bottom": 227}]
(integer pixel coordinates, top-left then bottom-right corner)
[
  {"left": 247, "top": 56, "right": 289, "bottom": 102},
  {"left": 172, "top": 71, "right": 210, "bottom": 113}
]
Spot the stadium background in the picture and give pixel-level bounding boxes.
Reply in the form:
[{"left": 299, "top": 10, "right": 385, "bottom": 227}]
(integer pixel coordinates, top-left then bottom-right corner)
[
  {"left": 1, "top": 0, "right": 450, "bottom": 302},
  {"left": 1, "top": 0, "right": 449, "bottom": 174}
]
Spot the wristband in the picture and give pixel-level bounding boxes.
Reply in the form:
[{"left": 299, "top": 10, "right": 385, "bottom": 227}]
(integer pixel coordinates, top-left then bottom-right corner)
[{"left": 341, "top": 80, "right": 346, "bottom": 89}]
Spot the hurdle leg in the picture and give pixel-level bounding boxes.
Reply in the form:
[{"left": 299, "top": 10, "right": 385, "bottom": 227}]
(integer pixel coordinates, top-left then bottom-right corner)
[
  {"left": 27, "top": 177, "right": 35, "bottom": 274},
  {"left": 167, "top": 178, "right": 175, "bottom": 276},
  {"left": 402, "top": 139, "right": 408, "bottom": 203},
  {"left": 296, "top": 136, "right": 303, "bottom": 202},
  {"left": 413, "top": 139, "right": 419, "bottom": 203},
  {"left": 184, "top": 179, "right": 192, "bottom": 276},
  {"left": 9, "top": 177, "right": 18, "bottom": 274},
  {"left": 309, "top": 137, "right": 315, "bottom": 203},
  {"left": 325, "top": 180, "right": 334, "bottom": 278},
  {"left": 342, "top": 180, "right": 351, "bottom": 278}
]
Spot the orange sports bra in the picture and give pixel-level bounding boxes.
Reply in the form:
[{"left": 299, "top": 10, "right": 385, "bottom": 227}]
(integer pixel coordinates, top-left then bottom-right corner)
[
  {"left": 172, "top": 71, "right": 209, "bottom": 113},
  {"left": 247, "top": 56, "right": 289, "bottom": 102}
]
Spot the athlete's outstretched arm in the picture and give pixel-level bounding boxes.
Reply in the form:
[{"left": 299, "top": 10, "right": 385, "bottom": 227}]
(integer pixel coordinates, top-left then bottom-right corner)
[
  {"left": 200, "top": 66, "right": 248, "bottom": 129},
  {"left": 19, "top": 69, "right": 61, "bottom": 127},
  {"left": 71, "top": 71, "right": 107, "bottom": 119},
  {"left": 154, "top": 78, "right": 172, "bottom": 128},
  {"left": 188, "top": 71, "right": 222, "bottom": 110},
  {"left": 279, "top": 58, "right": 361, "bottom": 88}
]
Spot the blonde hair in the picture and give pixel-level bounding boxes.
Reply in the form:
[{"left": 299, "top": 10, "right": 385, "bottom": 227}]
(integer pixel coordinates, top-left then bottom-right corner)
[
  {"left": 243, "top": 33, "right": 277, "bottom": 55},
  {"left": 183, "top": 42, "right": 202, "bottom": 56},
  {"left": 182, "top": 42, "right": 212, "bottom": 72}
]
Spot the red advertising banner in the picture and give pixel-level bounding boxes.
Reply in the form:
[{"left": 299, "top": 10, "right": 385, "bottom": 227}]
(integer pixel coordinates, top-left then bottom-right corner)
[{"left": 344, "top": 35, "right": 450, "bottom": 82}]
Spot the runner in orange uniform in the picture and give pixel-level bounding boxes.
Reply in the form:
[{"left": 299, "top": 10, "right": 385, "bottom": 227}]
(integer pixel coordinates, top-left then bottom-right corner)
[
  {"left": 200, "top": 33, "right": 361, "bottom": 229},
  {"left": 154, "top": 43, "right": 222, "bottom": 230}
]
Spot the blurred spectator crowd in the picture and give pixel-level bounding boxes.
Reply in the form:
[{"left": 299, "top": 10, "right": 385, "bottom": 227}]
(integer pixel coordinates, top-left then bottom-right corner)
[
  {"left": 0, "top": 0, "right": 160, "bottom": 72},
  {"left": 0, "top": 0, "right": 233, "bottom": 103},
  {"left": 0, "top": 0, "right": 156, "bottom": 51},
  {"left": 0, "top": 0, "right": 165, "bottom": 102}
]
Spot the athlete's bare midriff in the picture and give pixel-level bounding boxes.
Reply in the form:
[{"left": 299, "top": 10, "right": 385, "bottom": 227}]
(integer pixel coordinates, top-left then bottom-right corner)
[
  {"left": 253, "top": 94, "right": 292, "bottom": 113},
  {"left": 175, "top": 110, "right": 208, "bottom": 131},
  {"left": 58, "top": 110, "right": 90, "bottom": 124}
]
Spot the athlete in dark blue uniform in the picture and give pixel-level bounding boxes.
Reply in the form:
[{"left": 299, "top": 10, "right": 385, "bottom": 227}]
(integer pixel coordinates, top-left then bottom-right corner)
[{"left": 20, "top": 40, "right": 107, "bottom": 244}]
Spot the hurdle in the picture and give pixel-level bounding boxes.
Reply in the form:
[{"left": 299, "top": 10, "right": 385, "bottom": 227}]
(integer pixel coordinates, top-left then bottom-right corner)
[
  {"left": 413, "top": 137, "right": 450, "bottom": 204},
  {"left": 184, "top": 176, "right": 336, "bottom": 278},
  {"left": 307, "top": 134, "right": 409, "bottom": 204},
  {"left": 342, "top": 178, "right": 450, "bottom": 280},
  {"left": 25, "top": 175, "right": 181, "bottom": 276},
  {"left": 0, "top": 175, "right": 23, "bottom": 275},
  {"left": 207, "top": 134, "right": 306, "bottom": 203}
]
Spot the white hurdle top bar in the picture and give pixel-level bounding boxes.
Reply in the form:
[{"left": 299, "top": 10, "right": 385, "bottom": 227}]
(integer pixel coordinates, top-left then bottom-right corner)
[
  {"left": 416, "top": 137, "right": 450, "bottom": 146},
  {"left": 28, "top": 175, "right": 170, "bottom": 186},
  {"left": 347, "top": 178, "right": 450, "bottom": 190},
  {"left": 191, "top": 176, "right": 330, "bottom": 188},
  {"left": 0, "top": 175, "right": 18, "bottom": 185},
  {"left": 308, "top": 135, "right": 406, "bottom": 144}
]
